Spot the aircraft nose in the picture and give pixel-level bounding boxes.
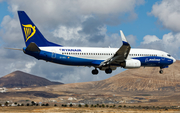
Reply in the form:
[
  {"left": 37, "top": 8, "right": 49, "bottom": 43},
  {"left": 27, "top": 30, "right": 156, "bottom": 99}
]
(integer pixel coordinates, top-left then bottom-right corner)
[{"left": 173, "top": 57, "right": 176, "bottom": 63}]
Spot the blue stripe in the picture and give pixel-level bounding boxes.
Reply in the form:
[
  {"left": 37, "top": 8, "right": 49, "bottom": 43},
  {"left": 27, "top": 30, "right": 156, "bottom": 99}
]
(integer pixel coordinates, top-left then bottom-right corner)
[
  {"left": 24, "top": 50, "right": 104, "bottom": 66},
  {"left": 122, "top": 41, "right": 129, "bottom": 46},
  {"left": 133, "top": 56, "right": 173, "bottom": 67}
]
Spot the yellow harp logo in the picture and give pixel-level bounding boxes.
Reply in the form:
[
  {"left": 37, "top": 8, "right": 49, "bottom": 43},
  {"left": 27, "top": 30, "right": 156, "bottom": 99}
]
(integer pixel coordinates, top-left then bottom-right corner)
[{"left": 22, "top": 24, "right": 36, "bottom": 42}]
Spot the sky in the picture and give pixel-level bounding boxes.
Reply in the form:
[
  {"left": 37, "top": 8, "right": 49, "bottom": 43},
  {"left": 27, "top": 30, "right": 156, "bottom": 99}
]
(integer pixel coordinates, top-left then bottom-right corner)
[{"left": 0, "top": 0, "right": 180, "bottom": 84}]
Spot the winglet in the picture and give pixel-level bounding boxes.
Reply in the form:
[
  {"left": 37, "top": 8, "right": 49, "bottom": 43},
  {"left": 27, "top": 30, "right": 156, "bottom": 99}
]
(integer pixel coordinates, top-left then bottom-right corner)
[{"left": 120, "top": 30, "right": 129, "bottom": 46}]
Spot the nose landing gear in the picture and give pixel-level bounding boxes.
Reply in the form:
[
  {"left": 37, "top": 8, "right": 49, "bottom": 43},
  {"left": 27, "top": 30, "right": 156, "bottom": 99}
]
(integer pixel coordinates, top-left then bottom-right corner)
[
  {"left": 159, "top": 70, "right": 163, "bottom": 74},
  {"left": 159, "top": 67, "right": 163, "bottom": 74}
]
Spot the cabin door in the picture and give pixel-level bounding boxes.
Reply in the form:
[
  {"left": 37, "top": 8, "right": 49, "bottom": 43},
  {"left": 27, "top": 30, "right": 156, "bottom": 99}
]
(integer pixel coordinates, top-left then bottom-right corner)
[{"left": 52, "top": 50, "right": 56, "bottom": 59}]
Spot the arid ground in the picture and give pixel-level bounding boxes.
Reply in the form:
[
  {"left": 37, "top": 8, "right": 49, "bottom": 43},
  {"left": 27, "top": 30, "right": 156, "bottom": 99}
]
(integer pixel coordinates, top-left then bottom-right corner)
[{"left": 0, "top": 106, "right": 180, "bottom": 113}]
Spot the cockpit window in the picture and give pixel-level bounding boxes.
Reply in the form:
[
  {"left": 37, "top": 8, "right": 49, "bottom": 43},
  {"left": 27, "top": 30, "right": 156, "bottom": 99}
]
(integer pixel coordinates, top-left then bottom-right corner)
[{"left": 167, "top": 54, "right": 171, "bottom": 57}]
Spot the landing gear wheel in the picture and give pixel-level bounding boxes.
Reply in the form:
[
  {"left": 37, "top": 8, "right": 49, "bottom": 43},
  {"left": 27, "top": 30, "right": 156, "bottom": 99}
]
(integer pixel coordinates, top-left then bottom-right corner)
[
  {"left": 105, "top": 68, "right": 112, "bottom": 74},
  {"left": 159, "top": 70, "right": 163, "bottom": 74},
  {"left": 92, "top": 69, "right": 98, "bottom": 75}
]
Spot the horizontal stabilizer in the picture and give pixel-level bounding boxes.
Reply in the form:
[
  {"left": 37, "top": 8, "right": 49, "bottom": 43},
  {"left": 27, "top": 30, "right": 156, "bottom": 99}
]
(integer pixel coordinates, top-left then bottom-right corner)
[
  {"left": 26, "top": 42, "right": 41, "bottom": 52},
  {"left": 5, "top": 48, "right": 23, "bottom": 51}
]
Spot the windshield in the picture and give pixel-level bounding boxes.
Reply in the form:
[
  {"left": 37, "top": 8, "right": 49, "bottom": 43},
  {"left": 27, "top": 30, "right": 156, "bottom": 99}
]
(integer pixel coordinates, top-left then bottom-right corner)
[{"left": 167, "top": 54, "right": 171, "bottom": 57}]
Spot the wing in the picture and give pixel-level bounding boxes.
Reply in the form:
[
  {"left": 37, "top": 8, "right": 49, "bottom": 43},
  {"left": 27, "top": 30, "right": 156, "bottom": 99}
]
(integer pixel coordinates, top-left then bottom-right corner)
[{"left": 99, "top": 30, "right": 131, "bottom": 67}]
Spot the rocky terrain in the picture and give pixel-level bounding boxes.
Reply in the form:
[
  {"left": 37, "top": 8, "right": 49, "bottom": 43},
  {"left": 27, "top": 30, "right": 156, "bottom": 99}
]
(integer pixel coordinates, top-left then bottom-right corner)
[
  {"left": 0, "top": 61, "right": 180, "bottom": 107},
  {"left": 0, "top": 71, "right": 63, "bottom": 88},
  {"left": 61, "top": 60, "right": 180, "bottom": 92}
]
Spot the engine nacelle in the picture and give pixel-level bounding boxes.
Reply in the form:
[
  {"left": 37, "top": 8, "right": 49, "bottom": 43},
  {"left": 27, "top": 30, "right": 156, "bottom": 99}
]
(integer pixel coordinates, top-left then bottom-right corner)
[{"left": 120, "top": 59, "right": 141, "bottom": 69}]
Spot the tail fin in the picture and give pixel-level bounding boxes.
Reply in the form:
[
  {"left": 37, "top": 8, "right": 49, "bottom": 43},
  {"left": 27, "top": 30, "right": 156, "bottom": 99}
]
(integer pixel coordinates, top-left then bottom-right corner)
[{"left": 18, "top": 11, "right": 62, "bottom": 47}]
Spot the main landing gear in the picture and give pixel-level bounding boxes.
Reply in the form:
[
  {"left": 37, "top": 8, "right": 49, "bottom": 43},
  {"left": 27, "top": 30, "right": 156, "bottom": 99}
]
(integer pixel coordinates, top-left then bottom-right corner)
[
  {"left": 92, "top": 68, "right": 113, "bottom": 75},
  {"left": 105, "top": 68, "right": 112, "bottom": 74},
  {"left": 92, "top": 68, "right": 98, "bottom": 75},
  {"left": 159, "top": 68, "right": 163, "bottom": 74}
]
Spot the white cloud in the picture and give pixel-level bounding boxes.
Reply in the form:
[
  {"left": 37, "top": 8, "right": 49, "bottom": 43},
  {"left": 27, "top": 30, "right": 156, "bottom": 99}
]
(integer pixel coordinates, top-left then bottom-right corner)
[
  {"left": 53, "top": 26, "right": 83, "bottom": 40},
  {"left": 78, "top": 0, "right": 144, "bottom": 14},
  {"left": 0, "top": 15, "right": 23, "bottom": 47},
  {"left": 150, "top": 0, "right": 180, "bottom": 31},
  {"left": 6, "top": 0, "right": 144, "bottom": 27},
  {"left": 25, "top": 61, "right": 36, "bottom": 73},
  {"left": 126, "top": 35, "right": 136, "bottom": 46},
  {"left": 162, "top": 32, "right": 180, "bottom": 57},
  {"left": 141, "top": 35, "right": 160, "bottom": 44},
  {"left": 140, "top": 32, "right": 180, "bottom": 59}
]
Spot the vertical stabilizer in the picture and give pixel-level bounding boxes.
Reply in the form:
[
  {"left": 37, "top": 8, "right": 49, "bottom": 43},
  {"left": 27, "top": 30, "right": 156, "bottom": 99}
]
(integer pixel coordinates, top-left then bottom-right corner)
[{"left": 18, "top": 11, "right": 62, "bottom": 47}]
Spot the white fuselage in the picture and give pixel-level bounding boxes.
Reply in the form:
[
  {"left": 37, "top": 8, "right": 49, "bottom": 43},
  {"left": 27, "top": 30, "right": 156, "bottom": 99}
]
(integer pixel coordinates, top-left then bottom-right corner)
[{"left": 39, "top": 47, "right": 175, "bottom": 61}]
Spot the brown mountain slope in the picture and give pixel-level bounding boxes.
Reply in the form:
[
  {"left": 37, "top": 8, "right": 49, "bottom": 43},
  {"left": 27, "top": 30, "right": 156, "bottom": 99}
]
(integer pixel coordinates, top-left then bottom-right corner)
[
  {"left": 95, "top": 60, "right": 180, "bottom": 92},
  {"left": 0, "top": 71, "right": 63, "bottom": 88},
  {"left": 50, "top": 60, "right": 180, "bottom": 93}
]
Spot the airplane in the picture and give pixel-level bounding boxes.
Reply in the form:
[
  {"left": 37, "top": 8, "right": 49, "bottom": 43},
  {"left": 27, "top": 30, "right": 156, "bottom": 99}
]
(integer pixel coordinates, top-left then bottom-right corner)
[{"left": 14, "top": 11, "right": 176, "bottom": 75}]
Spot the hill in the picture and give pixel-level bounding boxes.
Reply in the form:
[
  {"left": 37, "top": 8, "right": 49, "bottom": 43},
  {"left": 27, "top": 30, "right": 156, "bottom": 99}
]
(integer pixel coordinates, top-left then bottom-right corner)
[
  {"left": 0, "top": 61, "right": 180, "bottom": 107},
  {"left": 0, "top": 71, "right": 63, "bottom": 88},
  {"left": 48, "top": 60, "right": 180, "bottom": 93},
  {"left": 95, "top": 60, "right": 180, "bottom": 92}
]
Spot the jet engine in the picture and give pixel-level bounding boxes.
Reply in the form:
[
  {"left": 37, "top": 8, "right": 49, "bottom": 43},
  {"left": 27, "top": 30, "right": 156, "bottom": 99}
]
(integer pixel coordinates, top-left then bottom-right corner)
[{"left": 120, "top": 59, "right": 141, "bottom": 69}]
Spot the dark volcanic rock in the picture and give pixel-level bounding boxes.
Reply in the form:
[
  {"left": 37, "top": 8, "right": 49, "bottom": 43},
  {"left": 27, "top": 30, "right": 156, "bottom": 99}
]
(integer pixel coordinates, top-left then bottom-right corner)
[
  {"left": 0, "top": 91, "right": 60, "bottom": 98},
  {"left": 0, "top": 71, "right": 63, "bottom": 88}
]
